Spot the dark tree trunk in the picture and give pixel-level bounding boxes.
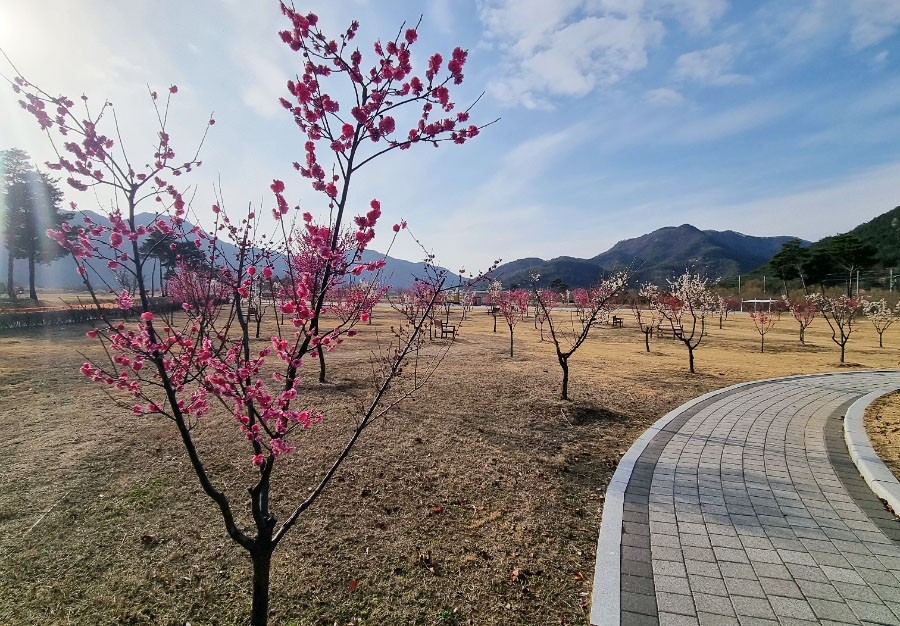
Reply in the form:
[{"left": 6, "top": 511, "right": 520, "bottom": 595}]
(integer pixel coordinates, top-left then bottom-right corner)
[
  {"left": 840, "top": 341, "right": 846, "bottom": 363},
  {"left": 644, "top": 329, "right": 650, "bottom": 352},
  {"left": 760, "top": 335, "right": 765, "bottom": 353},
  {"left": 799, "top": 325, "right": 805, "bottom": 344},
  {"left": 879, "top": 332, "right": 884, "bottom": 348},
  {"left": 250, "top": 549, "right": 272, "bottom": 626},
  {"left": 560, "top": 356, "right": 569, "bottom": 400},
  {"left": 688, "top": 345, "right": 695, "bottom": 374},
  {"left": 719, "top": 315, "right": 723, "bottom": 330},
  {"left": 6, "top": 251, "right": 15, "bottom": 299},
  {"left": 255, "top": 316, "right": 262, "bottom": 339},
  {"left": 317, "top": 345, "right": 326, "bottom": 383},
  {"left": 493, "top": 313, "right": 497, "bottom": 333},
  {"left": 28, "top": 251, "right": 37, "bottom": 300},
  {"left": 509, "top": 326, "right": 514, "bottom": 358}
]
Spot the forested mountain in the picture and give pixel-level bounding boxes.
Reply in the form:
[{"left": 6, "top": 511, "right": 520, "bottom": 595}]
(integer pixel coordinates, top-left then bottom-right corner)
[{"left": 494, "top": 225, "right": 805, "bottom": 288}]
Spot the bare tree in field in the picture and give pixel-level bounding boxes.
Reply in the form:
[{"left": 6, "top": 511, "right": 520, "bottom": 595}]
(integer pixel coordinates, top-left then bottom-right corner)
[
  {"left": 532, "top": 271, "right": 629, "bottom": 400},
  {"left": 646, "top": 271, "right": 717, "bottom": 374}
]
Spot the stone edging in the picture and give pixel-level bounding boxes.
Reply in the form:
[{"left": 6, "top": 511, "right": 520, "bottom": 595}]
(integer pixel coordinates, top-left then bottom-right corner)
[
  {"left": 589, "top": 369, "right": 899, "bottom": 626},
  {"left": 843, "top": 386, "right": 900, "bottom": 516}
]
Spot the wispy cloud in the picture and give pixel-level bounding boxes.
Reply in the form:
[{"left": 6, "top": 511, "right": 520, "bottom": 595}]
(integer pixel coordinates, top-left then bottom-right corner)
[
  {"left": 850, "top": 0, "right": 900, "bottom": 49},
  {"left": 673, "top": 43, "right": 750, "bottom": 85},
  {"left": 646, "top": 87, "right": 685, "bottom": 105}
]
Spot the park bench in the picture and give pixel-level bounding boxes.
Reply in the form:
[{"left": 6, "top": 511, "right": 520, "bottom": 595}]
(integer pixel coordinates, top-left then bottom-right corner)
[
  {"left": 656, "top": 323, "right": 683, "bottom": 339},
  {"left": 611, "top": 315, "right": 624, "bottom": 328},
  {"left": 437, "top": 319, "right": 457, "bottom": 340}
]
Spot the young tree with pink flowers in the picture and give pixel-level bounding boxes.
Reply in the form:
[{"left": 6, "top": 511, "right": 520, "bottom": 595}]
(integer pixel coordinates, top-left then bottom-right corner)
[
  {"left": 646, "top": 271, "right": 717, "bottom": 373},
  {"left": 782, "top": 294, "right": 817, "bottom": 344},
  {"left": 10, "top": 8, "right": 494, "bottom": 624},
  {"left": 817, "top": 294, "right": 862, "bottom": 363},
  {"left": 535, "top": 288, "right": 557, "bottom": 341},
  {"left": 532, "top": 271, "right": 629, "bottom": 400},
  {"left": 749, "top": 310, "right": 780, "bottom": 352},
  {"left": 496, "top": 289, "right": 520, "bottom": 357}
]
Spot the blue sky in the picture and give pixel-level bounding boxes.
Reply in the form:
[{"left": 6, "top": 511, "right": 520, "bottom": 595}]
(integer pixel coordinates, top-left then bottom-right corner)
[{"left": 2, "top": 0, "right": 900, "bottom": 271}]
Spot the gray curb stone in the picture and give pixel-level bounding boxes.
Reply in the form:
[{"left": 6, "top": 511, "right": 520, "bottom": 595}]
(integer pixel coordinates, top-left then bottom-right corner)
[{"left": 843, "top": 386, "right": 900, "bottom": 515}]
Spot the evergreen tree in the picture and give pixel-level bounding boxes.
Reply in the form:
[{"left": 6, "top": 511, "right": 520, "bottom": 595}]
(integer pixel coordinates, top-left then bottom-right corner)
[
  {"left": 139, "top": 229, "right": 206, "bottom": 296},
  {"left": 1, "top": 149, "right": 34, "bottom": 299},
  {"left": 8, "top": 169, "right": 70, "bottom": 299}
]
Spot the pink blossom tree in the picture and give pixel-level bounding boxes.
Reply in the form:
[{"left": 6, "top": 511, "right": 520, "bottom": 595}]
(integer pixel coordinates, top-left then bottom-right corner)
[
  {"left": 782, "top": 294, "right": 817, "bottom": 344},
  {"left": 532, "top": 271, "right": 629, "bottom": 400},
  {"left": 488, "top": 279, "right": 501, "bottom": 332},
  {"left": 12, "top": 9, "right": 493, "bottom": 624},
  {"left": 816, "top": 294, "right": 862, "bottom": 363},
  {"left": 865, "top": 298, "right": 894, "bottom": 348},
  {"left": 535, "top": 288, "right": 557, "bottom": 340},
  {"left": 749, "top": 310, "right": 780, "bottom": 352},
  {"left": 646, "top": 272, "right": 717, "bottom": 373},
  {"left": 496, "top": 289, "right": 520, "bottom": 357}
]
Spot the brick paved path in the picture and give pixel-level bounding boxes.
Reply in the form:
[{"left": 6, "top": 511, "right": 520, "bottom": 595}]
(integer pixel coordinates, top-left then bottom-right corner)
[{"left": 592, "top": 371, "right": 900, "bottom": 626}]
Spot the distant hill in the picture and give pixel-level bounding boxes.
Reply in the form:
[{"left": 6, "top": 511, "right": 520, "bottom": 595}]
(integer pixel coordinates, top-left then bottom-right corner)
[
  {"left": 494, "top": 225, "right": 805, "bottom": 288},
  {"left": 0, "top": 210, "right": 459, "bottom": 293},
  {"left": 805, "top": 205, "right": 900, "bottom": 268}
]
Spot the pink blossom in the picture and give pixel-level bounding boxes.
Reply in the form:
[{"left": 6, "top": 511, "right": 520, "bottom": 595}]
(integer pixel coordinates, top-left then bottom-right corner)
[{"left": 141, "top": 311, "right": 154, "bottom": 322}]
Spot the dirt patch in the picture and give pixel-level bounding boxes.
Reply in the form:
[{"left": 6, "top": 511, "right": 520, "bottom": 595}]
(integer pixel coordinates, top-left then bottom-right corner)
[
  {"left": 865, "top": 391, "right": 900, "bottom": 483},
  {"left": 0, "top": 309, "right": 898, "bottom": 625}
]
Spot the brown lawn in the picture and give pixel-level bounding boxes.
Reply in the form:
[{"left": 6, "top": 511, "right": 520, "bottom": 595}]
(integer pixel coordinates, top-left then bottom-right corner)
[{"left": 1, "top": 306, "right": 898, "bottom": 625}]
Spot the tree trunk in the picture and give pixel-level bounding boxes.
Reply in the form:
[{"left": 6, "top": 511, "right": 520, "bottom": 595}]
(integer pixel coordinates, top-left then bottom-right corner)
[
  {"left": 644, "top": 329, "right": 650, "bottom": 352},
  {"left": 6, "top": 251, "right": 15, "bottom": 299},
  {"left": 28, "top": 251, "right": 37, "bottom": 300},
  {"left": 317, "top": 345, "right": 326, "bottom": 383},
  {"left": 799, "top": 325, "right": 805, "bottom": 344},
  {"left": 509, "top": 327, "right": 514, "bottom": 358},
  {"left": 760, "top": 335, "right": 765, "bottom": 353},
  {"left": 255, "top": 316, "right": 262, "bottom": 339},
  {"left": 560, "top": 357, "right": 569, "bottom": 401},
  {"left": 493, "top": 313, "right": 497, "bottom": 333},
  {"left": 840, "top": 341, "right": 846, "bottom": 363},
  {"left": 250, "top": 549, "right": 272, "bottom": 626},
  {"left": 879, "top": 332, "right": 884, "bottom": 348},
  {"left": 688, "top": 345, "right": 695, "bottom": 374},
  {"left": 719, "top": 315, "right": 723, "bottom": 330}
]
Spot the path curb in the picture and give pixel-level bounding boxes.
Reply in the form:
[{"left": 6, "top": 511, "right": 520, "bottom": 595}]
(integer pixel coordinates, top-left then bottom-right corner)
[{"left": 844, "top": 386, "right": 900, "bottom": 516}]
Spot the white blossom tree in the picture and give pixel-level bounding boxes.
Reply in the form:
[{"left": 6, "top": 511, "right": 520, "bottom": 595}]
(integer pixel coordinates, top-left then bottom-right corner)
[
  {"left": 866, "top": 298, "right": 895, "bottom": 348},
  {"left": 647, "top": 271, "right": 717, "bottom": 373}
]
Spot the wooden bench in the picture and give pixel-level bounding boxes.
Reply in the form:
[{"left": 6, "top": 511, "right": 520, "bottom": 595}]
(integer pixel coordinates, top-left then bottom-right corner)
[
  {"left": 611, "top": 315, "right": 624, "bottom": 328},
  {"left": 437, "top": 319, "right": 457, "bottom": 339},
  {"left": 656, "top": 324, "right": 683, "bottom": 339}
]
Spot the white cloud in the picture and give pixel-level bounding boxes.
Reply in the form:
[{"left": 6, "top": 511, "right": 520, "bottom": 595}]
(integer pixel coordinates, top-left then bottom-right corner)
[
  {"left": 874, "top": 50, "right": 889, "bottom": 65},
  {"left": 654, "top": 0, "right": 728, "bottom": 32},
  {"left": 850, "top": 0, "right": 900, "bottom": 49},
  {"left": 646, "top": 87, "right": 685, "bottom": 105},
  {"left": 479, "top": 0, "right": 664, "bottom": 108},
  {"left": 672, "top": 43, "right": 749, "bottom": 85}
]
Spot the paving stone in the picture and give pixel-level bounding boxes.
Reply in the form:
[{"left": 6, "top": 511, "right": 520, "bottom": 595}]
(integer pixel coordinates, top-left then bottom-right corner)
[
  {"left": 723, "top": 577, "right": 766, "bottom": 598},
  {"left": 757, "top": 577, "right": 803, "bottom": 599},
  {"left": 808, "top": 597, "right": 860, "bottom": 623},
  {"left": 767, "top": 595, "right": 817, "bottom": 621},
  {"left": 731, "top": 595, "right": 777, "bottom": 620},
  {"left": 693, "top": 593, "right": 736, "bottom": 616},
  {"left": 697, "top": 612, "right": 740, "bottom": 626},
  {"left": 623, "top": 591, "right": 659, "bottom": 616},
  {"left": 686, "top": 574, "right": 728, "bottom": 597},
  {"left": 846, "top": 599, "right": 900, "bottom": 624},
  {"left": 657, "top": 592, "right": 697, "bottom": 616},
  {"left": 658, "top": 612, "right": 700, "bottom": 626},
  {"left": 656, "top": 574, "right": 691, "bottom": 595}
]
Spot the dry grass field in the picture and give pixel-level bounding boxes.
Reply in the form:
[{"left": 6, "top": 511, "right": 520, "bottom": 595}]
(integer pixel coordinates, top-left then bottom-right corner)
[{"left": 1, "top": 305, "right": 899, "bottom": 625}]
